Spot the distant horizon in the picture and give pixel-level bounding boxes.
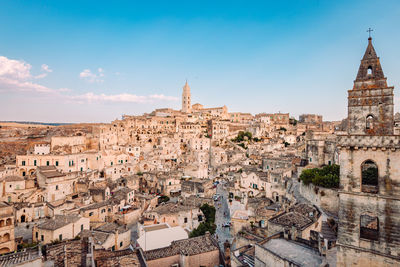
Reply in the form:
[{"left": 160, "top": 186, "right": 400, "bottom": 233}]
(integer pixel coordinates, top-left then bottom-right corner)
[{"left": 1, "top": 1, "right": 399, "bottom": 123}]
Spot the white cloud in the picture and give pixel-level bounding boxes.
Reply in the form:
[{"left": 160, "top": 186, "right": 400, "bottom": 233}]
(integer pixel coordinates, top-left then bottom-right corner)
[
  {"left": 0, "top": 56, "right": 178, "bottom": 106},
  {"left": 0, "top": 56, "right": 55, "bottom": 92},
  {"left": 79, "top": 68, "right": 104, "bottom": 83},
  {"left": 0, "top": 56, "right": 32, "bottom": 80},
  {"left": 41, "top": 64, "right": 53, "bottom": 73},
  {"left": 69, "top": 92, "right": 178, "bottom": 104},
  {"left": 34, "top": 64, "right": 53, "bottom": 79}
]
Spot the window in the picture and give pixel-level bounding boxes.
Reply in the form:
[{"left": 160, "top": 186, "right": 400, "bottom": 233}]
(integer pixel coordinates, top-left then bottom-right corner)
[
  {"left": 360, "top": 215, "right": 378, "bottom": 240},
  {"left": 120, "top": 241, "right": 123, "bottom": 247},
  {"left": 59, "top": 234, "right": 62, "bottom": 241},
  {"left": 89, "top": 212, "right": 93, "bottom": 216},
  {"left": 41, "top": 235, "right": 44, "bottom": 241},
  {"left": 56, "top": 185, "right": 59, "bottom": 190},
  {"left": 198, "top": 215, "right": 203, "bottom": 222},
  {"left": 367, "top": 66, "right": 373, "bottom": 75},
  {"left": 361, "top": 160, "right": 378, "bottom": 193},
  {"left": 36, "top": 232, "right": 38, "bottom": 238},
  {"left": 55, "top": 161, "right": 58, "bottom": 166},
  {"left": 81, "top": 224, "right": 84, "bottom": 231},
  {"left": 184, "top": 218, "right": 188, "bottom": 223},
  {"left": 22, "top": 171, "right": 26, "bottom": 177},
  {"left": 34, "top": 160, "right": 37, "bottom": 166},
  {"left": 112, "top": 246, "right": 115, "bottom": 251},
  {"left": 366, "top": 115, "right": 374, "bottom": 130},
  {"left": 46, "top": 161, "right": 50, "bottom": 166},
  {"left": 22, "top": 161, "right": 25, "bottom": 166}
]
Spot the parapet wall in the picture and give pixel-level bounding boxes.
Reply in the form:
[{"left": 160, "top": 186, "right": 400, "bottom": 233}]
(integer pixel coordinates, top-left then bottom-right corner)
[{"left": 337, "top": 134, "right": 400, "bottom": 149}]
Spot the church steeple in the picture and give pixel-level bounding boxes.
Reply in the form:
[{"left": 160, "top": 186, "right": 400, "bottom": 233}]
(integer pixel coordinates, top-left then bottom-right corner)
[
  {"left": 347, "top": 37, "right": 394, "bottom": 135},
  {"left": 354, "top": 37, "right": 386, "bottom": 87}
]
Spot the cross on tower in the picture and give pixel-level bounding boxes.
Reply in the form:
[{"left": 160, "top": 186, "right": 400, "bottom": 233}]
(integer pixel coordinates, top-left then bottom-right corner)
[{"left": 367, "top": 28, "right": 373, "bottom": 38}]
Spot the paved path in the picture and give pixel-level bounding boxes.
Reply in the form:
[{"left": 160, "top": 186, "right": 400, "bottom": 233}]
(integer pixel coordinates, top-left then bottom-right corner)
[{"left": 214, "top": 183, "right": 233, "bottom": 250}]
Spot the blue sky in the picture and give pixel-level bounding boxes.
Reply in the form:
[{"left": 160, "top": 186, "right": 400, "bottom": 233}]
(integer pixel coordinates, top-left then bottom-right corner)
[{"left": 0, "top": 0, "right": 399, "bottom": 123}]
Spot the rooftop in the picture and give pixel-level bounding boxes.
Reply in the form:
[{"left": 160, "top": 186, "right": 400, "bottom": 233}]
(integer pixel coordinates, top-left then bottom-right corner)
[
  {"left": 260, "top": 238, "right": 323, "bottom": 267},
  {"left": 144, "top": 233, "right": 218, "bottom": 261},
  {"left": 150, "top": 202, "right": 198, "bottom": 215},
  {"left": 268, "top": 212, "right": 312, "bottom": 229},
  {"left": 37, "top": 214, "right": 81, "bottom": 230}
]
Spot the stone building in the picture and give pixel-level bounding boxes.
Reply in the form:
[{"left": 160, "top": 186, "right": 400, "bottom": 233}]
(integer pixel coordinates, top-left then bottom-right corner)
[
  {"left": 33, "top": 214, "right": 90, "bottom": 244},
  {"left": 144, "top": 202, "right": 203, "bottom": 231},
  {"left": 0, "top": 202, "right": 15, "bottom": 254},
  {"left": 336, "top": 37, "right": 400, "bottom": 266},
  {"left": 144, "top": 232, "right": 220, "bottom": 267}
]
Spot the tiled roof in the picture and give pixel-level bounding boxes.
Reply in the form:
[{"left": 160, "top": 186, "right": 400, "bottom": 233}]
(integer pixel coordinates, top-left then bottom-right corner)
[
  {"left": 144, "top": 234, "right": 218, "bottom": 261},
  {"left": 38, "top": 214, "right": 81, "bottom": 230},
  {"left": 150, "top": 202, "right": 198, "bottom": 215}
]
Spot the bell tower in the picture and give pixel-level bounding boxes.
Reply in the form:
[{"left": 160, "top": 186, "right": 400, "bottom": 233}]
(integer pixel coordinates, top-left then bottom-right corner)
[
  {"left": 347, "top": 37, "right": 394, "bottom": 135},
  {"left": 181, "top": 81, "right": 191, "bottom": 113},
  {"left": 337, "top": 37, "right": 400, "bottom": 266}
]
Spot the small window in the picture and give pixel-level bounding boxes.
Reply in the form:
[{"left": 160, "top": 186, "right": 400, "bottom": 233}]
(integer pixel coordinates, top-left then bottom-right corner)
[
  {"left": 56, "top": 185, "right": 59, "bottom": 190},
  {"left": 367, "top": 66, "right": 373, "bottom": 75},
  {"left": 34, "top": 160, "right": 37, "bottom": 166},
  {"left": 36, "top": 232, "right": 38, "bottom": 238},
  {"left": 366, "top": 115, "right": 374, "bottom": 130},
  {"left": 46, "top": 161, "right": 50, "bottom": 166},
  {"left": 22, "top": 161, "right": 26, "bottom": 166},
  {"left": 360, "top": 215, "right": 378, "bottom": 240},
  {"left": 120, "top": 241, "right": 123, "bottom": 247},
  {"left": 184, "top": 217, "right": 188, "bottom": 223},
  {"left": 41, "top": 235, "right": 44, "bottom": 241},
  {"left": 55, "top": 161, "right": 59, "bottom": 166},
  {"left": 89, "top": 212, "right": 93, "bottom": 216},
  {"left": 59, "top": 234, "right": 62, "bottom": 241},
  {"left": 81, "top": 224, "right": 84, "bottom": 231}
]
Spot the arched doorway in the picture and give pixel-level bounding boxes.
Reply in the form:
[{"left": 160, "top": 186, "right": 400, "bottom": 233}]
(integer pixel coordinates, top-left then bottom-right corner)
[{"left": 21, "top": 215, "right": 26, "bottom": 223}]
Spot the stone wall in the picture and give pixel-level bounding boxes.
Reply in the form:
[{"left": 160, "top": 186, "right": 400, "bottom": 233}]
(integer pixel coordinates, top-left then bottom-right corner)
[
  {"left": 337, "top": 244, "right": 400, "bottom": 267},
  {"left": 299, "top": 182, "right": 339, "bottom": 216}
]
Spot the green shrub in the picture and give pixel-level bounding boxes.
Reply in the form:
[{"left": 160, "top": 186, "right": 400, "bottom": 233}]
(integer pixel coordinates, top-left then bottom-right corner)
[{"left": 300, "top": 164, "right": 340, "bottom": 189}]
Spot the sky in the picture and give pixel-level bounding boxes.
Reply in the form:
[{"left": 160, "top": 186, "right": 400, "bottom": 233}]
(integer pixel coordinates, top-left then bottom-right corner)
[{"left": 0, "top": 0, "right": 400, "bottom": 123}]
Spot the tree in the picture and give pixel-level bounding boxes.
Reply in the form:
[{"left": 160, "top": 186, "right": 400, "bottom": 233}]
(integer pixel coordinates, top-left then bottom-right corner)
[
  {"left": 190, "top": 204, "right": 217, "bottom": 237},
  {"left": 200, "top": 203, "right": 216, "bottom": 224},
  {"left": 300, "top": 164, "right": 340, "bottom": 189}
]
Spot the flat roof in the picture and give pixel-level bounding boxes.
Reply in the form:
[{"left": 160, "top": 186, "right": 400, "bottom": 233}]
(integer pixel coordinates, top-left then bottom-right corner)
[
  {"left": 261, "top": 238, "right": 323, "bottom": 267},
  {"left": 144, "top": 224, "right": 169, "bottom": 232}
]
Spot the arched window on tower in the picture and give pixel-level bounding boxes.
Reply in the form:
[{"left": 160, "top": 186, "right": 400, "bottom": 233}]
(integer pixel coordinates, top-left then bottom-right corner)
[
  {"left": 361, "top": 160, "right": 378, "bottom": 193},
  {"left": 366, "top": 115, "right": 374, "bottom": 130},
  {"left": 367, "top": 66, "right": 373, "bottom": 76}
]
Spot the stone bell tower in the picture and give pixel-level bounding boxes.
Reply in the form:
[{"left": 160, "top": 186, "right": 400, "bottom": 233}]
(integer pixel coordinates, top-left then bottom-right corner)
[
  {"left": 336, "top": 37, "right": 400, "bottom": 267},
  {"left": 347, "top": 37, "right": 394, "bottom": 135},
  {"left": 181, "top": 81, "right": 191, "bottom": 113}
]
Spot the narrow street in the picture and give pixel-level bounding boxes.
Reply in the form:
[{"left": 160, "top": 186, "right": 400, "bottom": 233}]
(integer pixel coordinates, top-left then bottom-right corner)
[{"left": 214, "top": 182, "right": 233, "bottom": 250}]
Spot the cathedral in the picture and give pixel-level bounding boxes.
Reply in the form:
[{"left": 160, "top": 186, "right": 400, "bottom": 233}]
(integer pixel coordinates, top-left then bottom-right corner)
[{"left": 336, "top": 37, "right": 400, "bottom": 266}]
